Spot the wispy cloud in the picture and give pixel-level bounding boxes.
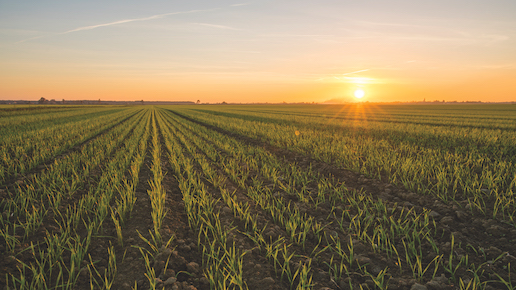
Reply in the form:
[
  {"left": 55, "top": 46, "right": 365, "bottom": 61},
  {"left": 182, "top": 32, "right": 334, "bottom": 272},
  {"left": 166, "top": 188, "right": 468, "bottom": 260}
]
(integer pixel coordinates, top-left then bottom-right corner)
[
  {"left": 230, "top": 3, "right": 251, "bottom": 7},
  {"left": 14, "top": 35, "right": 47, "bottom": 44},
  {"left": 15, "top": 9, "right": 214, "bottom": 44},
  {"left": 193, "top": 22, "right": 241, "bottom": 30},
  {"left": 351, "top": 20, "right": 509, "bottom": 46},
  {"left": 193, "top": 48, "right": 260, "bottom": 53},
  {"left": 472, "top": 63, "right": 516, "bottom": 70},
  {"left": 315, "top": 69, "right": 385, "bottom": 84},
  {"left": 260, "top": 34, "right": 335, "bottom": 38},
  {"left": 340, "top": 69, "right": 370, "bottom": 76}
]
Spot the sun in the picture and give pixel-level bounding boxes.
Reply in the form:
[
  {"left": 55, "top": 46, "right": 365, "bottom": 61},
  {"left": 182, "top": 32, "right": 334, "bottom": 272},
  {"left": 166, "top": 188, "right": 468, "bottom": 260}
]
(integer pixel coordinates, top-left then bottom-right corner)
[{"left": 354, "top": 89, "right": 365, "bottom": 99}]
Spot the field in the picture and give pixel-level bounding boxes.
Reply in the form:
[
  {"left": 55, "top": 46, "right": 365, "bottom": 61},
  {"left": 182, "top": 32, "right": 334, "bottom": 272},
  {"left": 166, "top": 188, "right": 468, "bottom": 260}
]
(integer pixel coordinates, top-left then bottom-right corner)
[{"left": 1, "top": 104, "right": 515, "bottom": 290}]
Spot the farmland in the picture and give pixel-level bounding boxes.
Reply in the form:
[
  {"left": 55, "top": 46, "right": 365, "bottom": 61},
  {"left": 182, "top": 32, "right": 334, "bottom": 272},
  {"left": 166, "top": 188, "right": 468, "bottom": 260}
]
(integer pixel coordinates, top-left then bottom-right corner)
[{"left": 1, "top": 104, "right": 515, "bottom": 290}]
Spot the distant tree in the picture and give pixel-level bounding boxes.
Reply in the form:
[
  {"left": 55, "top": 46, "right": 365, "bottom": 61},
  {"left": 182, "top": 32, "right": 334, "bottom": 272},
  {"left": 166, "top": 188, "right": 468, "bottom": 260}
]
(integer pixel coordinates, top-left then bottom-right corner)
[
  {"left": 196, "top": 100, "right": 201, "bottom": 104},
  {"left": 38, "top": 97, "right": 47, "bottom": 104},
  {"left": 221, "top": 101, "right": 227, "bottom": 104}
]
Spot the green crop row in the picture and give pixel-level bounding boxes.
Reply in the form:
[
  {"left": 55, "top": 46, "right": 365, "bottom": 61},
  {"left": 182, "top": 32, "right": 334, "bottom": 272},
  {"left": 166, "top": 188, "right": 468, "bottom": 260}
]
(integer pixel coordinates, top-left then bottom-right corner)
[
  {"left": 2, "top": 105, "right": 514, "bottom": 289},
  {"left": 174, "top": 105, "right": 516, "bottom": 226},
  {"left": 0, "top": 107, "right": 131, "bottom": 185},
  {"left": 160, "top": 106, "right": 515, "bottom": 289},
  {"left": 2, "top": 109, "right": 151, "bottom": 289}
]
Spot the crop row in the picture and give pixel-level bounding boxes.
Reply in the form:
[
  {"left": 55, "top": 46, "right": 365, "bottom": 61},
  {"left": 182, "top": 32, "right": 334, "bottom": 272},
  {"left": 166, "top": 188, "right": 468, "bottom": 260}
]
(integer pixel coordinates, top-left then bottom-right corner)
[
  {"left": 0, "top": 107, "right": 132, "bottom": 185},
  {"left": 2, "top": 108, "right": 151, "bottom": 289},
  {"left": 229, "top": 105, "right": 516, "bottom": 130},
  {"left": 173, "top": 106, "right": 516, "bottom": 227},
  {"left": 2, "top": 105, "right": 515, "bottom": 289},
  {"left": 157, "top": 107, "right": 514, "bottom": 289}
]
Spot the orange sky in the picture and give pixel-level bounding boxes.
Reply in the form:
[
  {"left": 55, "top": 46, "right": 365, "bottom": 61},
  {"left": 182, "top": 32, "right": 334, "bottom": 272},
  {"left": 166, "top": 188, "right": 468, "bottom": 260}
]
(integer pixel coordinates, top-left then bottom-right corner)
[{"left": 1, "top": 1, "right": 516, "bottom": 103}]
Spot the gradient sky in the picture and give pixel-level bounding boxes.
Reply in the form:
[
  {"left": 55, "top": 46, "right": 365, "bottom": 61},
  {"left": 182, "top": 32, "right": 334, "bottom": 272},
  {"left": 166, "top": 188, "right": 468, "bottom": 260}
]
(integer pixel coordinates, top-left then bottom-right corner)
[{"left": 1, "top": 0, "right": 516, "bottom": 103}]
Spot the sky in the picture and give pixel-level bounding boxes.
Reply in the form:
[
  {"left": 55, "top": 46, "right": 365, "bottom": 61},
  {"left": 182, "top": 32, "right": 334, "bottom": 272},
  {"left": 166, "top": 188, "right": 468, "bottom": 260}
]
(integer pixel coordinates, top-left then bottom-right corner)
[{"left": 1, "top": 0, "right": 516, "bottom": 103}]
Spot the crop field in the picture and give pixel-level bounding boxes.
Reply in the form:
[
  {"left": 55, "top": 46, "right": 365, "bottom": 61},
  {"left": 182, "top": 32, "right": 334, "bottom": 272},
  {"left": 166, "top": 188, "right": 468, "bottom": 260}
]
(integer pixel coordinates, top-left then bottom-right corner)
[{"left": 1, "top": 104, "right": 516, "bottom": 290}]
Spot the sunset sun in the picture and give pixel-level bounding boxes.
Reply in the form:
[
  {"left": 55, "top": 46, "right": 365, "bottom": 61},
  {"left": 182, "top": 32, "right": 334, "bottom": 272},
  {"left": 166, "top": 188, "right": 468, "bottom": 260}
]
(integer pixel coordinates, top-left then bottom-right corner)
[{"left": 354, "top": 89, "right": 365, "bottom": 99}]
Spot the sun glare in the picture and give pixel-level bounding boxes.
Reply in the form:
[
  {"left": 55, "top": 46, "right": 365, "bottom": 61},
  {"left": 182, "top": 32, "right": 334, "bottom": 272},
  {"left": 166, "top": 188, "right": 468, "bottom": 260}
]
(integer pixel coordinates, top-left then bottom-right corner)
[{"left": 354, "top": 89, "right": 365, "bottom": 99}]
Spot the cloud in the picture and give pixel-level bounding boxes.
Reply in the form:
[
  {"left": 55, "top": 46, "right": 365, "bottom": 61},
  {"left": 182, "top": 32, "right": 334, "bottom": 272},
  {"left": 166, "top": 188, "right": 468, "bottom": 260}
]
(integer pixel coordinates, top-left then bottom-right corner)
[
  {"left": 14, "top": 35, "right": 47, "bottom": 44},
  {"left": 341, "top": 69, "right": 370, "bottom": 76},
  {"left": 260, "top": 34, "right": 334, "bottom": 38},
  {"left": 15, "top": 9, "right": 215, "bottom": 44},
  {"left": 352, "top": 20, "right": 510, "bottom": 46},
  {"left": 315, "top": 69, "right": 389, "bottom": 84},
  {"left": 193, "top": 23, "right": 241, "bottom": 30},
  {"left": 230, "top": 3, "right": 250, "bottom": 7}
]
